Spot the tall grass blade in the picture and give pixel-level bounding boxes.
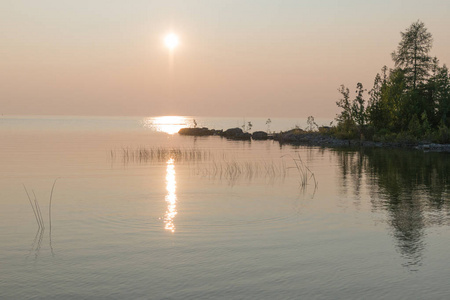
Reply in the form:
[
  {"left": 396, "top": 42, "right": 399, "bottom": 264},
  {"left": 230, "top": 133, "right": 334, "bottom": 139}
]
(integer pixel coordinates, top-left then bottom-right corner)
[{"left": 23, "top": 185, "right": 40, "bottom": 229}]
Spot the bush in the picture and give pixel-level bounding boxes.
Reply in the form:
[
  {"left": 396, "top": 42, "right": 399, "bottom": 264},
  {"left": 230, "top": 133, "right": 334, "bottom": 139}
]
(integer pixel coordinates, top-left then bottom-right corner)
[
  {"left": 373, "top": 128, "right": 397, "bottom": 142},
  {"left": 434, "top": 122, "right": 450, "bottom": 143},
  {"left": 362, "top": 126, "right": 376, "bottom": 141},
  {"left": 396, "top": 131, "right": 417, "bottom": 143},
  {"left": 318, "top": 126, "right": 332, "bottom": 135},
  {"left": 334, "top": 120, "right": 359, "bottom": 140},
  {"left": 408, "top": 114, "right": 422, "bottom": 138}
]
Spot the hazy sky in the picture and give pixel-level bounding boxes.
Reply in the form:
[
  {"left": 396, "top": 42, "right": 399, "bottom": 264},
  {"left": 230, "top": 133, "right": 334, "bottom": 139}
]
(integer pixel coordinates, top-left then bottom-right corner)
[{"left": 1, "top": 0, "right": 450, "bottom": 118}]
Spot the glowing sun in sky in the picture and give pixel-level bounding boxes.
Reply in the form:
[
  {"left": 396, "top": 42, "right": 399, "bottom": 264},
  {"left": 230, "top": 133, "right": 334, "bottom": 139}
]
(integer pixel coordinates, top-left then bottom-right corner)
[{"left": 164, "top": 33, "right": 180, "bottom": 50}]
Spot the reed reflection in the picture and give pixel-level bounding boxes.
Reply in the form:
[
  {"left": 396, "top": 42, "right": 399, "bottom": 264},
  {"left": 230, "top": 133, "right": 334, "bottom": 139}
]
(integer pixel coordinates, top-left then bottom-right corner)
[{"left": 164, "top": 158, "right": 177, "bottom": 232}]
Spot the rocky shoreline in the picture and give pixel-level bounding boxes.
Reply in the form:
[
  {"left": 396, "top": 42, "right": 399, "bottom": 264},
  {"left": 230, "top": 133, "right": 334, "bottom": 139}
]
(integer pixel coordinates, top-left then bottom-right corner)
[{"left": 178, "top": 127, "right": 450, "bottom": 152}]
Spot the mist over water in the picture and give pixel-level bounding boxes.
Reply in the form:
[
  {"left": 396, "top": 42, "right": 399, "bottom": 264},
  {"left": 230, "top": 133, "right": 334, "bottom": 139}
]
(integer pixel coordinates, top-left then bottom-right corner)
[{"left": 1, "top": 116, "right": 449, "bottom": 299}]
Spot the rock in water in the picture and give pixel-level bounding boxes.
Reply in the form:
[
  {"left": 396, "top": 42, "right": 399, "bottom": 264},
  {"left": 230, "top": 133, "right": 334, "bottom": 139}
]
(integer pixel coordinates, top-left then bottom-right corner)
[
  {"left": 220, "top": 128, "right": 251, "bottom": 140},
  {"left": 252, "top": 131, "right": 268, "bottom": 140},
  {"left": 178, "top": 127, "right": 214, "bottom": 136}
]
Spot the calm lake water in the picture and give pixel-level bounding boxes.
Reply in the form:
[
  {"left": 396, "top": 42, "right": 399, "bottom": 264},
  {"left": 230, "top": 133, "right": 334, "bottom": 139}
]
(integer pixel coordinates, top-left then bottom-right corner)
[{"left": 1, "top": 116, "right": 450, "bottom": 299}]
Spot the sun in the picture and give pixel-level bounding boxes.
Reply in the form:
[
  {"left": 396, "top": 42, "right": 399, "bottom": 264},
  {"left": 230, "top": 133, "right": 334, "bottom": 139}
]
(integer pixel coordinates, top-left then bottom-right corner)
[{"left": 164, "top": 33, "right": 180, "bottom": 51}]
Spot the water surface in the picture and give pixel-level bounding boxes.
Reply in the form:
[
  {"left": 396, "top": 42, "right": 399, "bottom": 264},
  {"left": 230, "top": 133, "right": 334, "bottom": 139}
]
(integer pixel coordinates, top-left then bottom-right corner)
[{"left": 1, "top": 116, "right": 449, "bottom": 299}]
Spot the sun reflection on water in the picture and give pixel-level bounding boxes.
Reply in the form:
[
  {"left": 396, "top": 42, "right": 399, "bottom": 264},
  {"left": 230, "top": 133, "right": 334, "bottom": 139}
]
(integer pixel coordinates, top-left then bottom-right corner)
[
  {"left": 164, "top": 158, "right": 177, "bottom": 232},
  {"left": 144, "top": 116, "right": 189, "bottom": 135}
]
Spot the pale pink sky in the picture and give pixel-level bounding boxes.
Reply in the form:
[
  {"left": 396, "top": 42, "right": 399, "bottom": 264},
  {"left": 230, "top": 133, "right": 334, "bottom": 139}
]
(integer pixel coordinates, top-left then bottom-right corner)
[{"left": 1, "top": 0, "right": 449, "bottom": 118}]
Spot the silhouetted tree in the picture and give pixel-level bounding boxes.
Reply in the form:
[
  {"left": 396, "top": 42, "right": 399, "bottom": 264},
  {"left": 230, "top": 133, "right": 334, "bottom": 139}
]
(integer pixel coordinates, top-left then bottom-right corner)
[
  {"left": 336, "top": 85, "right": 352, "bottom": 124},
  {"left": 431, "top": 64, "right": 450, "bottom": 126},
  {"left": 351, "top": 82, "right": 367, "bottom": 131},
  {"left": 367, "top": 67, "right": 388, "bottom": 130},
  {"left": 336, "top": 21, "right": 450, "bottom": 141},
  {"left": 392, "top": 20, "right": 433, "bottom": 90}
]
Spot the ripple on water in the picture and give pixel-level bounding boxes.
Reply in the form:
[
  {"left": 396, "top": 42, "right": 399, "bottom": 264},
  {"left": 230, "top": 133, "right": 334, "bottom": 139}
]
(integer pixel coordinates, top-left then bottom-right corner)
[{"left": 92, "top": 207, "right": 304, "bottom": 235}]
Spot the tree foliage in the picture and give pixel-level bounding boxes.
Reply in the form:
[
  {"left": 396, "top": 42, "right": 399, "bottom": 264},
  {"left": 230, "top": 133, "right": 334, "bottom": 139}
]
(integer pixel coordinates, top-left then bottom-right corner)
[
  {"left": 335, "top": 83, "right": 367, "bottom": 139},
  {"left": 392, "top": 20, "right": 433, "bottom": 89},
  {"left": 335, "top": 21, "right": 450, "bottom": 142}
]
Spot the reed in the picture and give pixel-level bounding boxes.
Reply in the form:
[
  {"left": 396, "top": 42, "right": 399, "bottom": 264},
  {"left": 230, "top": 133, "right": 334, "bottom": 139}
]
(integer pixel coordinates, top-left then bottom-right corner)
[
  {"left": 114, "top": 147, "right": 212, "bottom": 163},
  {"left": 32, "top": 190, "right": 45, "bottom": 229},
  {"left": 24, "top": 179, "right": 59, "bottom": 258},
  {"left": 112, "top": 146, "right": 317, "bottom": 188},
  {"left": 48, "top": 178, "right": 58, "bottom": 231},
  {"left": 23, "top": 185, "right": 46, "bottom": 259},
  {"left": 49, "top": 178, "right": 59, "bottom": 256},
  {"left": 282, "top": 153, "right": 318, "bottom": 189},
  {"left": 23, "top": 185, "right": 44, "bottom": 229}
]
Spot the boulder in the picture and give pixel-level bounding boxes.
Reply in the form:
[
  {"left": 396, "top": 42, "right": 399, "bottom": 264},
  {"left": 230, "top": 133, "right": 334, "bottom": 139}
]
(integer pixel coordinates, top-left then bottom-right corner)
[
  {"left": 222, "top": 127, "right": 244, "bottom": 137},
  {"left": 234, "top": 132, "right": 252, "bottom": 140},
  {"left": 252, "top": 131, "right": 268, "bottom": 140},
  {"left": 220, "top": 127, "right": 251, "bottom": 140},
  {"left": 178, "top": 127, "right": 214, "bottom": 136}
]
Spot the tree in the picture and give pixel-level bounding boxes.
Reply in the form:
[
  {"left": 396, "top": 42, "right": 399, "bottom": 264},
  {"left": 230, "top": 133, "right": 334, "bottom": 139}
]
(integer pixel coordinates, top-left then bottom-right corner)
[
  {"left": 432, "top": 64, "right": 450, "bottom": 125},
  {"left": 336, "top": 20, "right": 449, "bottom": 141},
  {"left": 336, "top": 85, "right": 352, "bottom": 124},
  {"left": 335, "top": 83, "right": 368, "bottom": 139},
  {"left": 351, "top": 82, "right": 367, "bottom": 130},
  {"left": 368, "top": 72, "right": 384, "bottom": 129},
  {"left": 382, "top": 68, "right": 408, "bottom": 131},
  {"left": 392, "top": 20, "right": 433, "bottom": 90}
]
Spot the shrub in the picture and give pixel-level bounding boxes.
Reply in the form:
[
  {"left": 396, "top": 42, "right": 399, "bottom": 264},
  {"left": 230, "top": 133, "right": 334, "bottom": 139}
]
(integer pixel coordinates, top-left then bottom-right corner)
[
  {"left": 334, "top": 119, "right": 359, "bottom": 140},
  {"left": 408, "top": 114, "right": 422, "bottom": 138},
  {"left": 396, "top": 131, "right": 417, "bottom": 143},
  {"left": 434, "top": 122, "right": 450, "bottom": 143}
]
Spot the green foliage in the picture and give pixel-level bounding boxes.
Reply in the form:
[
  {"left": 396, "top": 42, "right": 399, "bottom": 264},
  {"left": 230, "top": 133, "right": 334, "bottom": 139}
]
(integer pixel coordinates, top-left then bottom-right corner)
[
  {"left": 351, "top": 83, "right": 367, "bottom": 129},
  {"left": 421, "top": 112, "right": 432, "bottom": 137},
  {"left": 435, "top": 121, "right": 450, "bottom": 143},
  {"left": 367, "top": 71, "right": 385, "bottom": 129},
  {"left": 318, "top": 126, "right": 332, "bottom": 135},
  {"left": 373, "top": 129, "right": 397, "bottom": 142},
  {"left": 408, "top": 114, "right": 422, "bottom": 137},
  {"left": 431, "top": 64, "right": 450, "bottom": 126},
  {"left": 396, "top": 131, "right": 417, "bottom": 144},
  {"left": 336, "top": 85, "right": 352, "bottom": 124},
  {"left": 334, "top": 119, "right": 359, "bottom": 140},
  {"left": 334, "top": 21, "right": 450, "bottom": 144},
  {"left": 362, "top": 125, "right": 376, "bottom": 141},
  {"left": 383, "top": 68, "right": 408, "bottom": 131},
  {"left": 335, "top": 82, "right": 367, "bottom": 139},
  {"left": 391, "top": 20, "right": 433, "bottom": 89}
]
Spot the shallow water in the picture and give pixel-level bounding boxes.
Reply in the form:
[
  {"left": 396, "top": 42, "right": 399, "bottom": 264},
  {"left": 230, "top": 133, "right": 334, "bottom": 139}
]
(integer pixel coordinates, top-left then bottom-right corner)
[{"left": 1, "top": 116, "right": 450, "bottom": 299}]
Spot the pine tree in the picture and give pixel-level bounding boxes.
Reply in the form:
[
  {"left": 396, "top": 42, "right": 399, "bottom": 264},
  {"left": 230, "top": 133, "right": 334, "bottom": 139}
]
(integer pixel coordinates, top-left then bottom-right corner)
[{"left": 391, "top": 20, "right": 433, "bottom": 90}]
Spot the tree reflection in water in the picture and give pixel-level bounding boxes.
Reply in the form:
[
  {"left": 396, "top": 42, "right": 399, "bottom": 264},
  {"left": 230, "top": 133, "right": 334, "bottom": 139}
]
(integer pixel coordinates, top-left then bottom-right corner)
[{"left": 335, "top": 148, "right": 450, "bottom": 269}]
